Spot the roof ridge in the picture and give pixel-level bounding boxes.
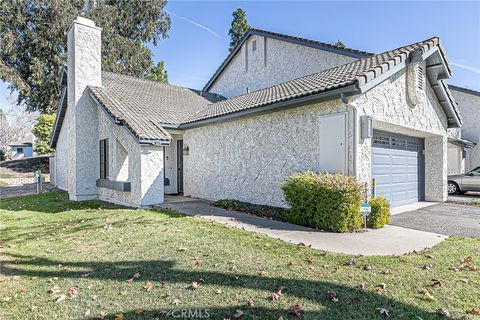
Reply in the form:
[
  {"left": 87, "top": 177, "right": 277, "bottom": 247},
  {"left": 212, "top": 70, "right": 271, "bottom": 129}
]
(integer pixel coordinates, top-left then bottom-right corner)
[
  {"left": 249, "top": 28, "right": 374, "bottom": 56},
  {"left": 102, "top": 71, "right": 220, "bottom": 96}
]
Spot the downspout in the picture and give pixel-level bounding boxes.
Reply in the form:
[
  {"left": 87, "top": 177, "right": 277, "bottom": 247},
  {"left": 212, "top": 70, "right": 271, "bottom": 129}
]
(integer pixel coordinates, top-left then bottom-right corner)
[{"left": 340, "top": 93, "right": 358, "bottom": 179}]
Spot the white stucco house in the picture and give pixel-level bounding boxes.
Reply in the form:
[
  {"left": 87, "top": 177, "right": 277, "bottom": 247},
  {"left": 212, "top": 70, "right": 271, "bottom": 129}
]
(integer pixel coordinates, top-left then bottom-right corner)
[
  {"left": 446, "top": 86, "right": 479, "bottom": 175},
  {"left": 50, "top": 17, "right": 463, "bottom": 208}
]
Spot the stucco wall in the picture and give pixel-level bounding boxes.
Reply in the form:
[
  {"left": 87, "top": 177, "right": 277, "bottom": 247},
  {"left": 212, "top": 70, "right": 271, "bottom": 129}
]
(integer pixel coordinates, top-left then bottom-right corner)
[
  {"left": 54, "top": 106, "right": 70, "bottom": 191},
  {"left": 66, "top": 18, "right": 102, "bottom": 200},
  {"left": 96, "top": 107, "right": 143, "bottom": 206},
  {"left": 450, "top": 88, "right": 480, "bottom": 171},
  {"left": 208, "top": 35, "right": 357, "bottom": 98},
  {"left": 350, "top": 64, "right": 448, "bottom": 201},
  {"left": 183, "top": 99, "right": 354, "bottom": 207}
]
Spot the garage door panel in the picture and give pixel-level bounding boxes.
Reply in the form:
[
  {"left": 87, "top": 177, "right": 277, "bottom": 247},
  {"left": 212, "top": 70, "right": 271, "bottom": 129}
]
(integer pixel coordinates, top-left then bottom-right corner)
[{"left": 372, "top": 131, "right": 424, "bottom": 208}]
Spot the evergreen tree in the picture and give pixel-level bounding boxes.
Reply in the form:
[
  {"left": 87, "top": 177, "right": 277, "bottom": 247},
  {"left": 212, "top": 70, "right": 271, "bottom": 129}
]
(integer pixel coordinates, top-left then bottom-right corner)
[
  {"left": 228, "top": 8, "right": 250, "bottom": 52},
  {"left": 32, "top": 114, "right": 56, "bottom": 154},
  {"left": 0, "top": 0, "right": 171, "bottom": 114},
  {"left": 146, "top": 61, "right": 168, "bottom": 83}
]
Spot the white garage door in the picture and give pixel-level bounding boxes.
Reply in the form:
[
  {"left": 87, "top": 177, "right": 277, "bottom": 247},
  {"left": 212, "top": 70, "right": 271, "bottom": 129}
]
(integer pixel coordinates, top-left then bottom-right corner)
[{"left": 372, "top": 131, "right": 424, "bottom": 207}]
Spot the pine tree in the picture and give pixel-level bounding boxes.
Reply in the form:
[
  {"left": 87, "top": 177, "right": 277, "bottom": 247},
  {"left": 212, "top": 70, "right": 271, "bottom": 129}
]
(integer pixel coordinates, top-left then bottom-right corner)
[
  {"left": 228, "top": 8, "right": 250, "bottom": 52},
  {"left": 146, "top": 61, "right": 168, "bottom": 83}
]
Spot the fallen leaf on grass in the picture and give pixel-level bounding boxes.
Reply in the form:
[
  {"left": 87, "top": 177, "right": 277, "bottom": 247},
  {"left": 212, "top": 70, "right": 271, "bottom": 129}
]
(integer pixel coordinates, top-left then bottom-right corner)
[
  {"left": 376, "top": 308, "right": 389, "bottom": 316},
  {"left": 215, "top": 289, "right": 222, "bottom": 294},
  {"left": 327, "top": 291, "right": 338, "bottom": 302},
  {"left": 345, "top": 257, "right": 356, "bottom": 266},
  {"left": 55, "top": 294, "right": 67, "bottom": 303},
  {"left": 49, "top": 285, "right": 61, "bottom": 296},
  {"left": 356, "top": 283, "right": 366, "bottom": 290},
  {"left": 190, "top": 282, "right": 200, "bottom": 290},
  {"left": 430, "top": 278, "right": 442, "bottom": 287},
  {"left": 361, "top": 264, "right": 372, "bottom": 271},
  {"left": 422, "top": 264, "right": 433, "bottom": 270},
  {"left": 132, "top": 272, "right": 141, "bottom": 279},
  {"left": 115, "top": 312, "right": 124, "bottom": 319},
  {"left": 96, "top": 311, "right": 108, "bottom": 319},
  {"left": 172, "top": 299, "right": 180, "bottom": 305},
  {"left": 290, "top": 304, "right": 302, "bottom": 317},
  {"left": 30, "top": 305, "right": 38, "bottom": 312},
  {"left": 374, "top": 283, "right": 387, "bottom": 291},
  {"left": 460, "top": 315, "right": 469, "bottom": 320},
  {"left": 470, "top": 308, "right": 480, "bottom": 315},
  {"left": 436, "top": 308, "right": 451, "bottom": 318},
  {"left": 306, "top": 256, "right": 314, "bottom": 264},
  {"left": 134, "top": 308, "right": 143, "bottom": 315},
  {"left": 422, "top": 292, "right": 436, "bottom": 302},
  {"left": 66, "top": 287, "right": 78, "bottom": 298},
  {"left": 233, "top": 309, "right": 244, "bottom": 318},
  {"left": 177, "top": 247, "right": 187, "bottom": 252},
  {"left": 380, "top": 269, "right": 392, "bottom": 275},
  {"left": 0, "top": 297, "right": 11, "bottom": 302},
  {"left": 144, "top": 282, "right": 153, "bottom": 292},
  {"left": 247, "top": 299, "right": 254, "bottom": 307},
  {"left": 272, "top": 292, "right": 280, "bottom": 301}
]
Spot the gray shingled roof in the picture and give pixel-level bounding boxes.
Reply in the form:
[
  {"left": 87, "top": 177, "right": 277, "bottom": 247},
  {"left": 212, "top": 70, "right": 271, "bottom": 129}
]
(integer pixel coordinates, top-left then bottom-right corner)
[
  {"left": 88, "top": 72, "right": 225, "bottom": 141},
  {"left": 51, "top": 36, "right": 460, "bottom": 146},
  {"left": 186, "top": 37, "right": 455, "bottom": 123}
]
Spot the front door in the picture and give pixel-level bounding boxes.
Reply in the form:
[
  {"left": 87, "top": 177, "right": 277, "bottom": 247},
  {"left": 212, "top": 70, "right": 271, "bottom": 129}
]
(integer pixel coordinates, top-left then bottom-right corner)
[{"left": 177, "top": 140, "right": 184, "bottom": 193}]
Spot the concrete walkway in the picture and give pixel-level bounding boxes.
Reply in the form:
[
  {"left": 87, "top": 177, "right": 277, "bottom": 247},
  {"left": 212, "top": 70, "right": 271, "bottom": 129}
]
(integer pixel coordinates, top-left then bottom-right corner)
[{"left": 156, "top": 198, "right": 447, "bottom": 256}]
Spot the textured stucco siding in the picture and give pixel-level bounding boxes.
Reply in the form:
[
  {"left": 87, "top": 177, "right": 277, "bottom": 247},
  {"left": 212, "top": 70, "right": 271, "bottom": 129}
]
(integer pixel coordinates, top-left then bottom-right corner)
[
  {"left": 208, "top": 35, "right": 357, "bottom": 98},
  {"left": 425, "top": 136, "right": 447, "bottom": 201},
  {"left": 351, "top": 65, "right": 448, "bottom": 201},
  {"left": 450, "top": 88, "right": 480, "bottom": 171},
  {"left": 96, "top": 107, "right": 143, "bottom": 206},
  {"left": 183, "top": 99, "right": 354, "bottom": 207},
  {"left": 67, "top": 19, "right": 102, "bottom": 200},
  {"left": 54, "top": 107, "right": 70, "bottom": 191}
]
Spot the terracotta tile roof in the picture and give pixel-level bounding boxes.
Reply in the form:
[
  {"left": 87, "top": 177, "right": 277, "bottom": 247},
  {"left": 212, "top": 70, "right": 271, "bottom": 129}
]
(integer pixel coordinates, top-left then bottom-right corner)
[{"left": 88, "top": 72, "right": 225, "bottom": 141}]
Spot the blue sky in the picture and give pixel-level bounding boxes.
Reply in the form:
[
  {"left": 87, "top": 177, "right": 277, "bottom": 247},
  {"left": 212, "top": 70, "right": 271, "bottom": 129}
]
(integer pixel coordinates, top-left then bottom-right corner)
[{"left": 1, "top": 1, "right": 479, "bottom": 112}]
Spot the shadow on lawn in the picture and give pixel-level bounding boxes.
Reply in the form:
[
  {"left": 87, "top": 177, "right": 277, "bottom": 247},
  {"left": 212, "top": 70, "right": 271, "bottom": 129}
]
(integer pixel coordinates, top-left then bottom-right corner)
[{"left": 1, "top": 253, "right": 438, "bottom": 319}]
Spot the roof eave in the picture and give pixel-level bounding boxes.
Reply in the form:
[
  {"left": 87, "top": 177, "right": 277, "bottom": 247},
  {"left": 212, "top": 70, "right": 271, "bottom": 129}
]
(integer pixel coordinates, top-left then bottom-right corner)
[{"left": 180, "top": 84, "right": 360, "bottom": 129}]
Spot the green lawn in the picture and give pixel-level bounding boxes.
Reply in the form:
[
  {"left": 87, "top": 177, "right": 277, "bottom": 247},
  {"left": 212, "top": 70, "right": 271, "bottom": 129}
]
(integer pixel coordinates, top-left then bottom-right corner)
[{"left": 0, "top": 192, "right": 479, "bottom": 320}]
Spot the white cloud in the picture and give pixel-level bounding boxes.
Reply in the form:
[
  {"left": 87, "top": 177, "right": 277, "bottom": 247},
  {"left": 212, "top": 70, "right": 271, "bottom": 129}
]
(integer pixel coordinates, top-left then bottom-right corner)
[
  {"left": 169, "top": 12, "right": 223, "bottom": 40},
  {"left": 451, "top": 62, "right": 480, "bottom": 74}
]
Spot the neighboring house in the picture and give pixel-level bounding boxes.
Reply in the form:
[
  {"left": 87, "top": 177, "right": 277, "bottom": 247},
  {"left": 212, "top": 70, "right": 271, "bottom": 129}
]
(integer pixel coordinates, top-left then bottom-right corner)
[
  {"left": 50, "top": 17, "right": 462, "bottom": 208},
  {"left": 446, "top": 86, "right": 479, "bottom": 175},
  {"left": 9, "top": 134, "right": 34, "bottom": 159}
]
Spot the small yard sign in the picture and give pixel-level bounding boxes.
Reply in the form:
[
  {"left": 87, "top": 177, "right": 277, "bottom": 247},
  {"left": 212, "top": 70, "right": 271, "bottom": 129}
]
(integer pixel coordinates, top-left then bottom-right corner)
[{"left": 360, "top": 203, "right": 371, "bottom": 216}]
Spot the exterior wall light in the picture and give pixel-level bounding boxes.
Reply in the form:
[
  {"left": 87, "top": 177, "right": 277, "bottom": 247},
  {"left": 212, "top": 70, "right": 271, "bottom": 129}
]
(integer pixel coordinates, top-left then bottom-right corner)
[{"left": 183, "top": 145, "right": 189, "bottom": 155}]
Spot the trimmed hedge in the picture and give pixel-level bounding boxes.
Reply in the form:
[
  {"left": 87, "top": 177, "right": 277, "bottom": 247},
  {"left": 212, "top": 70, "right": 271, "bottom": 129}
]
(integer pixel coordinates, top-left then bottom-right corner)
[
  {"left": 280, "top": 171, "right": 363, "bottom": 232},
  {"left": 213, "top": 199, "right": 287, "bottom": 221},
  {"left": 367, "top": 196, "right": 391, "bottom": 228}
]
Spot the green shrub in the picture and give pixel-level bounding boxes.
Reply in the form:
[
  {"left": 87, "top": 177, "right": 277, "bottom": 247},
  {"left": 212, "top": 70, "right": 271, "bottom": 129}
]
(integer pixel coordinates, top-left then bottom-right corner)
[
  {"left": 213, "top": 199, "right": 287, "bottom": 220},
  {"left": 280, "top": 171, "right": 362, "bottom": 232},
  {"left": 367, "top": 196, "right": 391, "bottom": 228}
]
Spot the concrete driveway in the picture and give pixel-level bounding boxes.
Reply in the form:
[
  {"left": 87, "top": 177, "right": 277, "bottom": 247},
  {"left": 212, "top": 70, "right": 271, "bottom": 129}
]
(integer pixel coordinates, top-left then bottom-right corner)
[
  {"left": 390, "top": 203, "right": 480, "bottom": 238},
  {"left": 448, "top": 191, "right": 480, "bottom": 204}
]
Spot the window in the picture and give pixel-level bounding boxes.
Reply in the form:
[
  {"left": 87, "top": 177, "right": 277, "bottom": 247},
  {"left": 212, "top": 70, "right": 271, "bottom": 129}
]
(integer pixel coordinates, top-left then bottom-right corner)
[
  {"left": 99, "top": 139, "right": 109, "bottom": 179},
  {"left": 16, "top": 147, "right": 23, "bottom": 154},
  {"left": 373, "top": 135, "right": 389, "bottom": 146},
  {"left": 252, "top": 40, "right": 257, "bottom": 51}
]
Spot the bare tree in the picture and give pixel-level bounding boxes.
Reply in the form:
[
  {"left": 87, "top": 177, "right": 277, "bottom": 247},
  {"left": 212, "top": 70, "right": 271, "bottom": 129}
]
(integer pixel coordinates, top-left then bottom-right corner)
[{"left": 0, "top": 105, "right": 38, "bottom": 158}]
